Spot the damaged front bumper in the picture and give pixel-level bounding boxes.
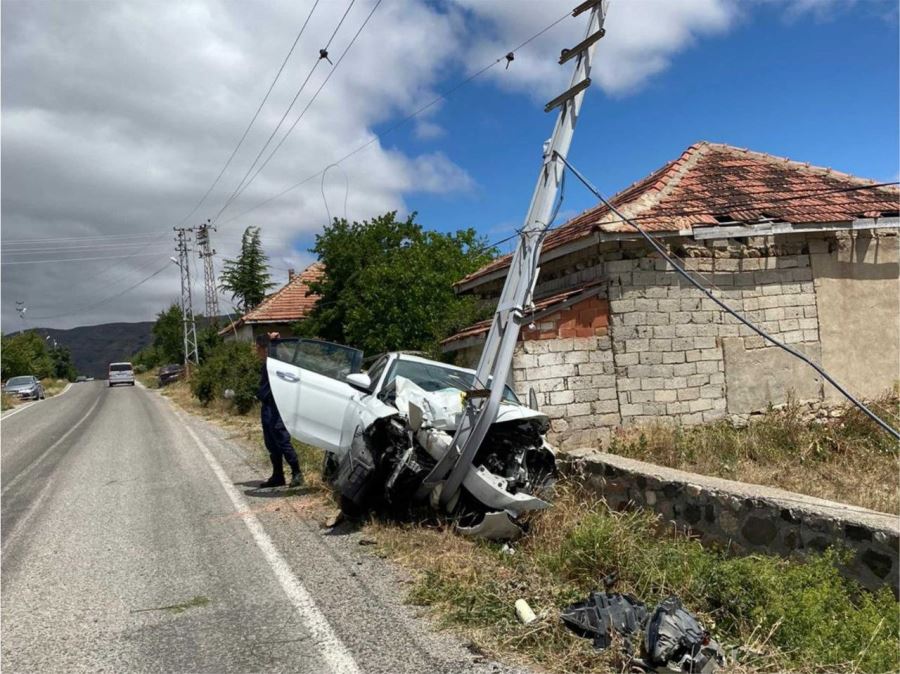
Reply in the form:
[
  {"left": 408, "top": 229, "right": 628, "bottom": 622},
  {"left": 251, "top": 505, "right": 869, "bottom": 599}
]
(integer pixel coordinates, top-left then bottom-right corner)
[{"left": 330, "top": 377, "right": 557, "bottom": 539}]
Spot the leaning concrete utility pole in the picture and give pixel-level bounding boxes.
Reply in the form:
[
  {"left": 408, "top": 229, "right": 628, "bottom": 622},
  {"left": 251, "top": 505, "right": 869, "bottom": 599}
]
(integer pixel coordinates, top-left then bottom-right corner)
[
  {"left": 196, "top": 220, "right": 221, "bottom": 323},
  {"left": 435, "top": 0, "right": 609, "bottom": 508},
  {"left": 173, "top": 227, "right": 200, "bottom": 367}
]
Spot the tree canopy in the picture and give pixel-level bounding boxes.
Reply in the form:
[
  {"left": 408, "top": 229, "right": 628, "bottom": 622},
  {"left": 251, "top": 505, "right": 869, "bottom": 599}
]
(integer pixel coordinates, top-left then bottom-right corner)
[
  {"left": 299, "top": 211, "right": 495, "bottom": 356},
  {"left": 1, "top": 331, "right": 74, "bottom": 381},
  {"left": 219, "top": 226, "right": 275, "bottom": 312}
]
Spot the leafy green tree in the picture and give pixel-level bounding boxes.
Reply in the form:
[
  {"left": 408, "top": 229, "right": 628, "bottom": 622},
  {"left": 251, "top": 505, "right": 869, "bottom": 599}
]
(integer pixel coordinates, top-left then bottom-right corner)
[
  {"left": 197, "top": 324, "right": 223, "bottom": 364},
  {"left": 49, "top": 344, "right": 77, "bottom": 381},
  {"left": 151, "top": 303, "right": 184, "bottom": 365},
  {"left": 1, "top": 331, "right": 54, "bottom": 380},
  {"left": 219, "top": 226, "right": 275, "bottom": 311},
  {"left": 299, "top": 212, "right": 495, "bottom": 355}
]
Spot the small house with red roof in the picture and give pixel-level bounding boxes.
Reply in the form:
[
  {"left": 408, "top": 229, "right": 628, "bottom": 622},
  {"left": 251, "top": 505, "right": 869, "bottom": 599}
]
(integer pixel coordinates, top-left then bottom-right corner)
[
  {"left": 221, "top": 262, "right": 324, "bottom": 342},
  {"left": 443, "top": 142, "right": 899, "bottom": 448}
]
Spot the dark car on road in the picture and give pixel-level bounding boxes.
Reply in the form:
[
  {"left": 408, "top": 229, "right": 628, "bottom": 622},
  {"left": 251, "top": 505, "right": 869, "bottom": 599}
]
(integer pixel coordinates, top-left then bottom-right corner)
[
  {"left": 3, "top": 375, "right": 45, "bottom": 400},
  {"left": 157, "top": 364, "right": 183, "bottom": 387}
]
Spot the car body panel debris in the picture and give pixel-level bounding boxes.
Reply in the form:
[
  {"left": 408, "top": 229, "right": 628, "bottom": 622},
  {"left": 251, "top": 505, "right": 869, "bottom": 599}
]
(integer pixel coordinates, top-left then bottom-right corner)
[
  {"left": 267, "top": 339, "right": 557, "bottom": 538},
  {"left": 561, "top": 592, "right": 724, "bottom": 673}
]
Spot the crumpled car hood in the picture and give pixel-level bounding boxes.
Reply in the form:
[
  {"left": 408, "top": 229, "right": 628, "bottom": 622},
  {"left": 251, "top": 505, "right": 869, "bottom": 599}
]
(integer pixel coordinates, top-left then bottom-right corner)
[{"left": 393, "top": 376, "right": 548, "bottom": 431}]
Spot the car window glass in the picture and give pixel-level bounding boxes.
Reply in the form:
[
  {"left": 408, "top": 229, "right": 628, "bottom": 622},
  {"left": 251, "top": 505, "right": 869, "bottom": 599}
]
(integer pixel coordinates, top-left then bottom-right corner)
[
  {"left": 290, "top": 340, "right": 363, "bottom": 380},
  {"left": 381, "top": 359, "right": 518, "bottom": 403},
  {"left": 364, "top": 356, "right": 388, "bottom": 389},
  {"left": 109, "top": 364, "right": 132, "bottom": 372},
  {"left": 271, "top": 339, "right": 297, "bottom": 363}
]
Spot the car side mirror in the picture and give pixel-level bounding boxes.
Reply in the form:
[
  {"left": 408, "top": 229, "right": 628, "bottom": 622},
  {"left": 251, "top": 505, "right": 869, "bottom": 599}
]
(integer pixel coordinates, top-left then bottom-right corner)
[
  {"left": 528, "top": 387, "right": 539, "bottom": 411},
  {"left": 345, "top": 372, "right": 372, "bottom": 392}
]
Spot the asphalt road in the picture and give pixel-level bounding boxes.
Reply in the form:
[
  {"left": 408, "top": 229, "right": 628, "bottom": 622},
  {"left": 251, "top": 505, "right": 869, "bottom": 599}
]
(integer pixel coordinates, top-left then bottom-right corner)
[{"left": 1, "top": 381, "right": 520, "bottom": 674}]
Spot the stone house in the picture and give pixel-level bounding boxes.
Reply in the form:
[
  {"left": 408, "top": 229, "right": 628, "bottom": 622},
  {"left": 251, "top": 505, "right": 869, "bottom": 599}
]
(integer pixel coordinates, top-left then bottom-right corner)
[
  {"left": 442, "top": 142, "right": 900, "bottom": 449},
  {"left": 221, "top": 262, "right": 323, "bottom": 342}
]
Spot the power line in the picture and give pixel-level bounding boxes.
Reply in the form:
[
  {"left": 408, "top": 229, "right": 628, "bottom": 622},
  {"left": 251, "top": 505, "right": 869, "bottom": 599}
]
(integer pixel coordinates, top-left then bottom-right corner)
[
  {"left": 175, "top": 0, "right": 322, "bottom": 229},
  {"left": 216, "top": 0, "right": 383, "bottom": 222},
  {"left": 555, "top": 151, "right": 900, "bottom": 441},
  {"left": 219, "top": 7, "right": 574, "bottom": 227},
  {"left": 3, "top": 241, "right": 174, "bottom": 255},
  {"left": 1, "top": 251, "right": 169, "bottom": 265},
  {"left": 212, "top": 0, "right": 359, "bottom": 223},
  {"left": 3, "top": 231, "right": 167, "bottom": 245}
]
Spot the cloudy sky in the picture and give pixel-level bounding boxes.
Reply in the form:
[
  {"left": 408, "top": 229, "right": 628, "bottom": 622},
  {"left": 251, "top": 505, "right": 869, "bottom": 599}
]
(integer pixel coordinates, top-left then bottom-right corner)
[{"left": 2, "top": 0, "right": 897, "bottom": 329}]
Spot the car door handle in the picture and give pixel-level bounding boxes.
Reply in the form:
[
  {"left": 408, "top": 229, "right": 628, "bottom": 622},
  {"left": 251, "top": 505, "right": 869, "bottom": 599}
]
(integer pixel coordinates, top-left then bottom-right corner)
[{"left": 276, "top": 370, "right": 300, "bottom": 383}]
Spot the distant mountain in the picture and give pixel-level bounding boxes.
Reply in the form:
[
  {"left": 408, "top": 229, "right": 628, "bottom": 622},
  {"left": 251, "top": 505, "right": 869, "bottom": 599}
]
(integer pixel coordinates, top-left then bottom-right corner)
[{"left": 26, "top": 321, "right": 154, "bottom": 378}]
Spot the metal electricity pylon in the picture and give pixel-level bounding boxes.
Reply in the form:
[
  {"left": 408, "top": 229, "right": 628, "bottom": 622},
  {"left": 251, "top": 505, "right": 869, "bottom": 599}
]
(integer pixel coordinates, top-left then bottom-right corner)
[
  {"left": 196, "top": 220, "right": 220, "bottom": 324},
  {"left": 173, "top": 227, "right": 200, "bottom": 366}
]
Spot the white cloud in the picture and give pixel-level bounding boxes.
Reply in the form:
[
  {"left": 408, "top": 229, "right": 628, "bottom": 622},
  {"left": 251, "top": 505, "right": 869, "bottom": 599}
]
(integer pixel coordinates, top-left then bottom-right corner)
[
  {"left": 1, "top": 0, "right": 474, "bottom": 327},
  {"left": 453, "top": 0, "right": 737, "bottom": 98}
]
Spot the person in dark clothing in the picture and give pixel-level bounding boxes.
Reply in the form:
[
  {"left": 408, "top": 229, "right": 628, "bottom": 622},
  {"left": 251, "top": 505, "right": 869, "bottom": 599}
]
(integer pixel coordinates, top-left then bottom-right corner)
[{"left": 256, "top": 333, "right": 303, "bottom": 489}]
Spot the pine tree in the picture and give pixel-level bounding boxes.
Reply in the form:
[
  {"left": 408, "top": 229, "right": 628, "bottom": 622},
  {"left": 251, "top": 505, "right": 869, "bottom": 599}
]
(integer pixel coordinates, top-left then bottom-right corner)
[{"left": 218, "top": 226, "right": 275, "bottom": 311}]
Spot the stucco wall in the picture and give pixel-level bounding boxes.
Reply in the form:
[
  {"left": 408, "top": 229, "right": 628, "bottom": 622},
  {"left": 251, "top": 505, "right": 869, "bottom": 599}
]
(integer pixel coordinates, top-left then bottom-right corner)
[{"left": 811, "top": 231, "right": 900, "bottom": 401}]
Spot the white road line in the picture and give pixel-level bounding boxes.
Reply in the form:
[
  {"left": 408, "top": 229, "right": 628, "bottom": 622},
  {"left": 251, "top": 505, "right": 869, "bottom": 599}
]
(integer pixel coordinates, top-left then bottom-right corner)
[
  {"left": 1, "top": 395, "right": 102, "bottom": 497},
  {"left": 1, "top": 382, "right": 74, "bottom": 420},
  {"left": 182, "top": 421, "right": 361, "bottom": 674}
]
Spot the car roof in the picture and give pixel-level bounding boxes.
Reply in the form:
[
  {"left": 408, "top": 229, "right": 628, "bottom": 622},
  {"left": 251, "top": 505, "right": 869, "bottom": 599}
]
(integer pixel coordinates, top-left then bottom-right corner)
[{"left": 109, "top": 362, "right": 133, "bottom": 366}]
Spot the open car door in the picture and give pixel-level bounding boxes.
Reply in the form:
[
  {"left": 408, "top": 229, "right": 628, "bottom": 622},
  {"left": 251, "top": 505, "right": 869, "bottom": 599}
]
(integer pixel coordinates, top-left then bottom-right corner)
[{"left": 266, "top": 338, "right": 364, "bottom": 453}]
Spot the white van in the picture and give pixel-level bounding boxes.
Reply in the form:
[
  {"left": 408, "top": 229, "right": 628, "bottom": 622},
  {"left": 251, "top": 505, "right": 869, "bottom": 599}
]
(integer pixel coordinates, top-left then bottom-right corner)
[{"left": 108, "top": 362, "right": 135, "bottom": 387}]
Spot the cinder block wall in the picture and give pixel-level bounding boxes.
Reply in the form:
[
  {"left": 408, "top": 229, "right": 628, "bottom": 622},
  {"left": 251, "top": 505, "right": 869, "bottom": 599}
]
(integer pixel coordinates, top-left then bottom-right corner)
[{"left": 454, "top": 230, "right": 898, "bottom": 448}]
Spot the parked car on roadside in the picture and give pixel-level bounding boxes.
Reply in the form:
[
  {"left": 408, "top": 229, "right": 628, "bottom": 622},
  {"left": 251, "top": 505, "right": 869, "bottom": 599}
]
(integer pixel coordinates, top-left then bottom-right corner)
[
  {"left": 3, "top": 375, "right": 45, "bottom": 400},
  {"left": 157, "top": 364, "right": 183, "bottom": 387},
  {"left": 108, "top": 362, "right": 135, "bottom": 387}
]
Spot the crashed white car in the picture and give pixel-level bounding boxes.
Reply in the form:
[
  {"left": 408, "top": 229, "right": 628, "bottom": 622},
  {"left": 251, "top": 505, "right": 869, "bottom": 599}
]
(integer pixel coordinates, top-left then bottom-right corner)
[{"left": 267, "top": 338, "right": 557, "bottom": 537}]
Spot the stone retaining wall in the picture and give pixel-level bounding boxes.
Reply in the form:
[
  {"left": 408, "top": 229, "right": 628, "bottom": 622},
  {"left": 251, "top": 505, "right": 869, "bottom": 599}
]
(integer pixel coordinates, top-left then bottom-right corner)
[{"left": 565, "top": 449, "right": 900, "bottom": 593}]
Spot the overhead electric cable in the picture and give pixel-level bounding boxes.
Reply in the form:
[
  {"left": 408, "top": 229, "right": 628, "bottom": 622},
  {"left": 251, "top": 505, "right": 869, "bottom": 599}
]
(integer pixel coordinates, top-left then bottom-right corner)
[
  {"left": 554, "top": 151, "right": 900, "bottom": 441},
  {"left": 219, "top": 7, "right": 574, "bottom": 227},
  {"left": 216, "top": 0, "right": 384, "bottom": 221},
  {"left": 212, "top": 0, "right": 358, "bottom": 222},
  {"left": 1, "top": 251, "right": 169, "bottom": 265},
  {"left": 173, "top": 0, "right": 322, "bottom": 228}
]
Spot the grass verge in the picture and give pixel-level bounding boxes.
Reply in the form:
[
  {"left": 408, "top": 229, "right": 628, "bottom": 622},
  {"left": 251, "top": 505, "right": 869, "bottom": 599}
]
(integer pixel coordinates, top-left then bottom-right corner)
[
  {"left": 605, "top": 395, "right": 900, "bottom": 514},
  {"left": 41, "top": 378, "right": 70, "bottom": 397},
  {"left": 368, "top": 483, "right": 899, "bottom": 674}
]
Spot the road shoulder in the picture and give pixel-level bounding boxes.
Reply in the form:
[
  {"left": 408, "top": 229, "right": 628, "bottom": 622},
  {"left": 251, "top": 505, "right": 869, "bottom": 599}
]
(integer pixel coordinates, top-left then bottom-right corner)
[{"left": 147, "top": 385, "right": 524, "bottom": 674}]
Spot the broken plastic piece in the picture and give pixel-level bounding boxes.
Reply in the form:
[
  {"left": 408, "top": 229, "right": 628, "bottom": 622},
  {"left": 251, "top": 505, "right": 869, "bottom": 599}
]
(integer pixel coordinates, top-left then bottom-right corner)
[
  {"left": 457, "top": 511, "right": 522, "bottom": 541},
  {"left": 561, "top": 592, "right": 648, "bottom": 651},
  {"left": 645, "top": 596, "right": 724, "bottom": 673}
]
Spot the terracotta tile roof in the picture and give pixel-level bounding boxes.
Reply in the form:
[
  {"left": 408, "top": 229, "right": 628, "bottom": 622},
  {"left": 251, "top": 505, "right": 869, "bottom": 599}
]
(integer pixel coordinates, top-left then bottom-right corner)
[
  {"left": 458, "top": 141, "right": 899, "bottom": 288},
  {"left": 239, "top": 262, "right": 324, "bottom": 325},
  {"left": 441, "top": 282, "right": 603, "bottom": 346}
]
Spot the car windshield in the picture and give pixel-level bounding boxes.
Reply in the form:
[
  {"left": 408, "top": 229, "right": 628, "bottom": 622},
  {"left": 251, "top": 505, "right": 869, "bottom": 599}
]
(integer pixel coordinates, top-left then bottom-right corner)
[
  {"left": 384, "top": 359, "right": 519, "bottom": 404},
  {"left": 6, "top": 376, "right": 33, "bottom": 386},
  {"left": 109, "top": 364, "right": 132, "bottom": 372}
]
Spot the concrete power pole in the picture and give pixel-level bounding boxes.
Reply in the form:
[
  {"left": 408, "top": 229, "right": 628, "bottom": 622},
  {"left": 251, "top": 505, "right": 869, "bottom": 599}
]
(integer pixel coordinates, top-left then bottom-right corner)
[
  {"left": 434, "top": 0, "right": 610, "bottom": 507},
  {"left": 173, "top": 227, "right": 200, "bottom": 367},
  {"left": 196, "top": 220, "right": 221, "bottom": 324}
]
